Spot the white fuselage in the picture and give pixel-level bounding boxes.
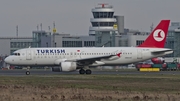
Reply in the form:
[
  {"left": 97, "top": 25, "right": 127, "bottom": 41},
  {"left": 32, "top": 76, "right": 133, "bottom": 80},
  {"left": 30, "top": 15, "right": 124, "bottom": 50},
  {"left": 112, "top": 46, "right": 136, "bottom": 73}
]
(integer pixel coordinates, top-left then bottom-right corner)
[{"left": 5, "top": 47, "right": 173, "bottom": 66}]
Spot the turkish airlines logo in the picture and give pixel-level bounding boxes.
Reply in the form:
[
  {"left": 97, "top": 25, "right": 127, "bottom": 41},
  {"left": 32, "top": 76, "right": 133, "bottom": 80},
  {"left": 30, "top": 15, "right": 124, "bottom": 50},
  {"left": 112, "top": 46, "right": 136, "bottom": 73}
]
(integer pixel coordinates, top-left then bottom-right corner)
[
  {"left": 116, "top": 52, "right": 122, "bottom": 57},
  {"left": 153, "top": 29, "right": 165, "bottom": 42}
]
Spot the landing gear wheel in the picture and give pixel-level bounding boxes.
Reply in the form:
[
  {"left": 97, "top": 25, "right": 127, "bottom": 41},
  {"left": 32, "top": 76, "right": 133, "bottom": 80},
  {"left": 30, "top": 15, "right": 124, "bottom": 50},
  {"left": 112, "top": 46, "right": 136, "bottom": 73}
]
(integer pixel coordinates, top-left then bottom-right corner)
[
  {"left": 79, "top": 69, "right": 85, "bottom": 74},
  {"left": 26, "top": 71, "right": 30, "bottom": 75},
  {"left": 86, "top": 69, "right": 92, "bottom": 74}
]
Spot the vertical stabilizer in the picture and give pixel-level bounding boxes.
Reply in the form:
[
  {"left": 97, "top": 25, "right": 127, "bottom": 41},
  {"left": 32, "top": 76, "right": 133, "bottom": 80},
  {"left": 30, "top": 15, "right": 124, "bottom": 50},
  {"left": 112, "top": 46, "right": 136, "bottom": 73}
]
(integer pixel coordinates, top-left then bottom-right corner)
[{"left": 138, "top": 20, "right": 170, "bottom": 48}]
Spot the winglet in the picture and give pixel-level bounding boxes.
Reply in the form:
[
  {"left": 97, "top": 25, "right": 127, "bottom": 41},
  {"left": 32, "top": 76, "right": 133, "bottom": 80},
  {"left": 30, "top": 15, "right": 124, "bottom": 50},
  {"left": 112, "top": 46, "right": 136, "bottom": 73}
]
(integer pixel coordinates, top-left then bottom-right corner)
[{"left": 138, "top": 20, "right": 170, "bottom": 48}]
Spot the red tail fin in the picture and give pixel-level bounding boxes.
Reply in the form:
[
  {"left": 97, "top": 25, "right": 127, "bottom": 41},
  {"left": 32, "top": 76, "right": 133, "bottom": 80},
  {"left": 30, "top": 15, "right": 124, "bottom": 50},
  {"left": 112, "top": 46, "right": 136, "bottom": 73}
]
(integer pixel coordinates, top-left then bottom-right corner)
[{"left": 138, "top": 20, "right": 170, "bottom": 48}]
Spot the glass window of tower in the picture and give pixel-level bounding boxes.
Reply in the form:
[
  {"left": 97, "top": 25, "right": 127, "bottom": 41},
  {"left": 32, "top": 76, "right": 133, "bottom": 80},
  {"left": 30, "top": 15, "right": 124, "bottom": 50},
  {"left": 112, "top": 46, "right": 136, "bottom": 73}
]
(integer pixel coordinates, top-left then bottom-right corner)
[
  {"left": 92, "top": 22, "right": 99, "bottom": 26},
  {"left": 103, "top": 12, "right": 108, "bottom": 18},
  {"left": 99, "top": 12, "right": 103, "bottom": 18},
  {"left": 108, "top": 12, "right": 114, "bottom": 18},
  {"left": 93, "top": 12, "right": 99, "bottom": 18},
  {"left": 109, "top": 22, "right": 114, "bottom": 26},
  {"left": 93, "top": 12, "right": 114, "bottom": 18},
  {"left": 92, "top": 22, "right": 114, "bottom": 27}
]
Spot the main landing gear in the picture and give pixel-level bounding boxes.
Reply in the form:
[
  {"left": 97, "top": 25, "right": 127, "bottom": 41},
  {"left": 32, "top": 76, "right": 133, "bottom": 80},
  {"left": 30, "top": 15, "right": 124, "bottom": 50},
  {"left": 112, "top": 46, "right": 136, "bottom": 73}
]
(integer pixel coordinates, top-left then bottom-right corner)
[{"left": 79, "top": 69, "right": 92, "bottom": 74}]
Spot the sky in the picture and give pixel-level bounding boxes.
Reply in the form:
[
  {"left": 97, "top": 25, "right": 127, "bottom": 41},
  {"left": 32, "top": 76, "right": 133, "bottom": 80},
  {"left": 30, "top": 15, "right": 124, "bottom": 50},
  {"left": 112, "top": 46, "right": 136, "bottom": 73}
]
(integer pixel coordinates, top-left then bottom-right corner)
[{"left": 0, "top": 0, "right": 180, "bottom": 37}]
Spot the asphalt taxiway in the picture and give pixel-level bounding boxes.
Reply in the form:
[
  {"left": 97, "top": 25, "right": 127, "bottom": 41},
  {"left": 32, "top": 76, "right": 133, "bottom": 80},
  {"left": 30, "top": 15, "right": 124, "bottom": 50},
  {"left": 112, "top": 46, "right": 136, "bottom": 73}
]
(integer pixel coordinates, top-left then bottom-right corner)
[{"left": 0, "top": 69, "right": 180, "bottom": 76}]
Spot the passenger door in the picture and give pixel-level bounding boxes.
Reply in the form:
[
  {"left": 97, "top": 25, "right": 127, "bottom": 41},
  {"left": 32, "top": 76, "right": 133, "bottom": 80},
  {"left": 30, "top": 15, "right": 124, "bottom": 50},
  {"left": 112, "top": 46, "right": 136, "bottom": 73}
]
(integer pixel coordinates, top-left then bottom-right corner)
[{"left": 26, "top": 50, "right": 32, "bottom": 60}]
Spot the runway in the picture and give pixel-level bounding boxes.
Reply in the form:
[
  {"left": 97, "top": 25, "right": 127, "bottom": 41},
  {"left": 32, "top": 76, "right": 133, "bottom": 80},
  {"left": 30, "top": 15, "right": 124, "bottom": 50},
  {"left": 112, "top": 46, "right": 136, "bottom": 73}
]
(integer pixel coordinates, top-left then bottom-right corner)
[{"left": 0, "top": 69, "right": 180, "bottom": 76}]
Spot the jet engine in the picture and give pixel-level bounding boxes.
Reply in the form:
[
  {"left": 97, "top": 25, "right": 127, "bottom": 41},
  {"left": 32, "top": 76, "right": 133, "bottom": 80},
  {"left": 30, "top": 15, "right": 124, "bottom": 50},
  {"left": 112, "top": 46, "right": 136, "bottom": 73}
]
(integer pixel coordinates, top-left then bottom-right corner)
[
  {"left": 52, "top": 62, "right": 77, "bottom": 72},
  {"left": 151, "top": 57, "right": 165, "bottom": 64}
]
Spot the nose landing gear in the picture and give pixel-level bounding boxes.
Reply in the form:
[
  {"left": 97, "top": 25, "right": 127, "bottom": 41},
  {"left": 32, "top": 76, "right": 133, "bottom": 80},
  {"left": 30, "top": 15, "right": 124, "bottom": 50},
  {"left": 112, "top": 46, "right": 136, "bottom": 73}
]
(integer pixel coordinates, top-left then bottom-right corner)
[
  {"left": 26, "top": 71, "right": 30, "bottom": 75},
  {"left": 25, "top": 66, "right": 31, "bottom": 75}
]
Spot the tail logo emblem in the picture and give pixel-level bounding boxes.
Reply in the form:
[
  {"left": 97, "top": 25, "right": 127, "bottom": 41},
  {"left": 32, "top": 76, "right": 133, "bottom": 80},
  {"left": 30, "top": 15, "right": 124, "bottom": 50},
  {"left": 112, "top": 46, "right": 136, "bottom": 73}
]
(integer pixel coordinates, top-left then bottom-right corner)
[{"left": 153, "top": 29, "right": 165, "bottom": 42}]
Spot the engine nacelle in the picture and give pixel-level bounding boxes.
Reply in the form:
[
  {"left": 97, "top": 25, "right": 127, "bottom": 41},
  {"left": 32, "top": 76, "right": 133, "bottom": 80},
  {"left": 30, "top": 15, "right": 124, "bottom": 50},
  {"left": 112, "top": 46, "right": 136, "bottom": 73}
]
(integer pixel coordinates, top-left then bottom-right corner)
[
  {"left": 151, "top": 57, "right": 165, "bottom": 64},
  {"left": 52, "top": 62, "right": 77, "bottom": 72}
]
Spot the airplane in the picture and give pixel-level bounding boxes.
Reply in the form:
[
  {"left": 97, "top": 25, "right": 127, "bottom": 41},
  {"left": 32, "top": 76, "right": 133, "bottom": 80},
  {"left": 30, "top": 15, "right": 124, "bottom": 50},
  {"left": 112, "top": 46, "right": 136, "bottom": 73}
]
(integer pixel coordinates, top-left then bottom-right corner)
[{"left": 4, "top": 20, "right": 173, "bottom": 75}]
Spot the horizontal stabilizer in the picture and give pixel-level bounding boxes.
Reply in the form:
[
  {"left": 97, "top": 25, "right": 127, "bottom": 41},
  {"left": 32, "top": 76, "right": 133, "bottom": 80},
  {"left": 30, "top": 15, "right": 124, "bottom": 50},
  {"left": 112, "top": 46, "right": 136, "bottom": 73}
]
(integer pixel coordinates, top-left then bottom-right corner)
[{"left": 151, "top": 49, "right": 173, "bottom": 55}]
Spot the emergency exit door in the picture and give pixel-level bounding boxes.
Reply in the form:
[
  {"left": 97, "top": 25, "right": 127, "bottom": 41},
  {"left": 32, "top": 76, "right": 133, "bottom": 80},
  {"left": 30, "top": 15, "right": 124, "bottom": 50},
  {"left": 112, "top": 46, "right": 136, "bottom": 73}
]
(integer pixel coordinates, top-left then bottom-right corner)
[{"left": 137, "top": 49, "right": 142, "bottom": 59}]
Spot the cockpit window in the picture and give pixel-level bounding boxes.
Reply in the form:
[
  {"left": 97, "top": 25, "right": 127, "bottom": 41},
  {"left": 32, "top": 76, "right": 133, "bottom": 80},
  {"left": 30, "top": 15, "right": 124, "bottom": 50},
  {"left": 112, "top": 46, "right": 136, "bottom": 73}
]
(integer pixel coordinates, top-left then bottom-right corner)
[
  {"left": 13, "top": 53, "right": 20, "bottom": 56},
  {"left": 13, "top": 53, "right": 17, "bottom": 55}
]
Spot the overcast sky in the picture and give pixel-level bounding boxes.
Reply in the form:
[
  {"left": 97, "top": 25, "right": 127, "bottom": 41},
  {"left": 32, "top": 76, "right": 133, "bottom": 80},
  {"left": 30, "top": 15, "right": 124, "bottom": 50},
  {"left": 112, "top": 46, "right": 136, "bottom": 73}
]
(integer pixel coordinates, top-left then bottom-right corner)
[{"left": 0, "top": 0, "right": 180, "bottom": 37}]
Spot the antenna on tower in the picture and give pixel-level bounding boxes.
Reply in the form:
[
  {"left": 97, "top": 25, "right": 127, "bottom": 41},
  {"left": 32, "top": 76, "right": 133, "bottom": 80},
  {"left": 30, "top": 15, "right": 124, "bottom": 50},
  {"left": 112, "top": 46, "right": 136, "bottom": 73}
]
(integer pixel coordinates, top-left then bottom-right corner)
[
  {"left": 37, "top": 24, "right": 39, "bottom": 31},
  {"left": 53, "top": 21, "right": 55, "bottom": 28},
  {"left": 150, "top": 23, "right": 154, "bottom": 32},
  {"left": 48, "top": 26, "right": 51, "bottom": 32},
  {"left": 53, "top": 21, "right": 57, "bottom": 33},
  {"left": 98, "top": 3, "right": 108, "bottom": 8},
  {"left": 16, "top": 25, "right": 18, "bottom": 37},
  {"left": 40, "top": 23, "right": 42, "bottom": 31}
]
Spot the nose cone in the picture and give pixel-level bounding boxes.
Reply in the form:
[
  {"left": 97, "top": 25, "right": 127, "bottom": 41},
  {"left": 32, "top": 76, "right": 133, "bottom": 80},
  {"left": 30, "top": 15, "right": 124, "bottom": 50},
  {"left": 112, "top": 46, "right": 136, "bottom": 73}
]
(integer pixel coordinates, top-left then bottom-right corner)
[{"left": 4, "top": 57, "right": 11, "bottom": 64}]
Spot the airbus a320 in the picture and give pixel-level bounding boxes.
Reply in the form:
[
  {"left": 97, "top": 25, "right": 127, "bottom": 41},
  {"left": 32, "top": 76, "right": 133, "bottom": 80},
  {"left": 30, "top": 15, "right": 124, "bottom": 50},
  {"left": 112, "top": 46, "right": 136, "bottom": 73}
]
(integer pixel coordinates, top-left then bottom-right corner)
[{"left": 4, "top": 20, "right": 173, "bottom": 75}]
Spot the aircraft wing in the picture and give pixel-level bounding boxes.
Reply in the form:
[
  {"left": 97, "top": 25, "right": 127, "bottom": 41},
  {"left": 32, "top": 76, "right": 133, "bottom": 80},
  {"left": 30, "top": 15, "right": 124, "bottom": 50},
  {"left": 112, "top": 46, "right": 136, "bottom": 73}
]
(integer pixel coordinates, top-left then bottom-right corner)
[{"left": 65, "top": 53, "right": 121, "bottom": 66}]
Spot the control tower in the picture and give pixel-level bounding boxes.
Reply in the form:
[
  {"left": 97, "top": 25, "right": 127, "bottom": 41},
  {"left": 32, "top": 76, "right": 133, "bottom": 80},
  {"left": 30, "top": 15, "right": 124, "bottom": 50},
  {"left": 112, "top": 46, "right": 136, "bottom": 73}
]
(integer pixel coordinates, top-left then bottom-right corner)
[{"left": 89, "top": 4, "right": 117, "bottom": 36}]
